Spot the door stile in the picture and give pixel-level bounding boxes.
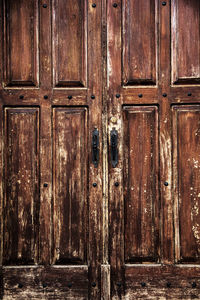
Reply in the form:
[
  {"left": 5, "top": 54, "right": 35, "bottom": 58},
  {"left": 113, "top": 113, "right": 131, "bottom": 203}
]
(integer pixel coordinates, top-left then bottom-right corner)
[
  {"left": 107, "top": 1, "right": 125, "bottom": 298},
  {"left": 159, "top": 1, "right": 173, "bottom": 264},
  {"left": 87, "top": 1, "right": 103, "bottom": 299},
  {"left": 39, "top": 0, "right": 52, "bottom": 265}
]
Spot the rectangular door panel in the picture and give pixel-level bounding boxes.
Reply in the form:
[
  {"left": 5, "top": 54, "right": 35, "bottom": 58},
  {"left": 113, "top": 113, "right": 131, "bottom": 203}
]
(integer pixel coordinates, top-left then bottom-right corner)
[
  {"left": 52, "top": 107, "right": 88, "bottom": 264},
  {"left": 3, "top": 107, "right": 40, "bottom": 265},
  {"left": 3, "top": 0, "right": 39, "bottom": 87},
  {"left": 123, "top": 106, "right": 159, "bottom": 262},
  {"left": 123, "top": 0, "right": 157, "bottom": 86},
  {"left": 173, "top": 105, "right": 200, "bottom": 263},
  {"left": 52, "top": 0, "right": 87, "bottom": 88},
  {"left": 171, "top": 0, "right": 200, "bottom": 85}
]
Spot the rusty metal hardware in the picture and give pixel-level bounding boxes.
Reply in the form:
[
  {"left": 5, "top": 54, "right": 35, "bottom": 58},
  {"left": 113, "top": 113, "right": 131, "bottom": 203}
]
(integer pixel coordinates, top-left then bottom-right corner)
[
  {"left": 92, "top": 128, "right": 99, "bottom": 168},
  {"left": 110, "top": 128, "right": 118, "bottom": 168}
]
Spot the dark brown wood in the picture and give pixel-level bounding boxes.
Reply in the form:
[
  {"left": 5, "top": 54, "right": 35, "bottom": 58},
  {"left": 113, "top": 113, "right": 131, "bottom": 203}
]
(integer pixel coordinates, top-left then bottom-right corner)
[
  {"left": 1, "top": 1, "right": 200, "bottom": 299},
  {"left": 0, "top": 0, "right": 102, "bottom": 298},
  {"left": 52, "top": 107, "right": 88, "bottom": 264},
  {"left": 173, "top": 105, "right": 200, "bottom": 263},
  {"left": 123, "top": 106, "right": 159, "bottom": 263}
]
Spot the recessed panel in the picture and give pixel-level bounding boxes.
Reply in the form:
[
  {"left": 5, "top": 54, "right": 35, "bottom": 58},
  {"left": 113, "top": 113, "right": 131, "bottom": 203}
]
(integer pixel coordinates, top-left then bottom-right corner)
[
  {"left": 3, "top": 108, "right": 40, "bottom": 265},
  {"left": 171, "top": 0, "right": 200, "bottom": 84},
  {"left": 123, "top": 0, "right": 157, "bottom": 85},
  {"left": 53, "top": 107, "right": 88, "bottom": 264},
  {"left": 173, "top": 106, "right": 200, "bottom": 263},
  {"left": 3, "top": 0, "right": 39, "bottom": 87},
  {"left": 123, "top": 106, "right": 159, "bottom": 262},
  {"left": 52, "top": 0, "right": 87, "bottom": 87}
]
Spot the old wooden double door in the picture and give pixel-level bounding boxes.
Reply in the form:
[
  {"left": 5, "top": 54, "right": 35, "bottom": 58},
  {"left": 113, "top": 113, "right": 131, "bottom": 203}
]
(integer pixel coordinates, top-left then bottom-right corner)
[{"left": 0, "top": 0, "right": 200, "bottom": 299}]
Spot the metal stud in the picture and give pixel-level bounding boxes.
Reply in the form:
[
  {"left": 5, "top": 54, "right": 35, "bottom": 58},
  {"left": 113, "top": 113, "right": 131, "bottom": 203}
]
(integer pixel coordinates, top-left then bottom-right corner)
[
  {"left": 67, "top": 282, "right": 72, "bottom": 288},
  {"left": 141, "top": 282, "right": 146, "bottom": 287},
  {"left": 91, "top": 95, "right": 95, "bottom": 99},
  {"left": 68, "top": 95, "right": 72, "bottom": 100},
  {"left": 166, "top": 282, "right": 171, "bottom": 288},
  {"left": 43, "top": 4, "right": 47, "bottom": 8},
  {"left": 93, "top": 183, "right": 97, "bottom": 187},
  {"left": 115, "top": 182, "right": 119, "bottom": 187},
  {"left": 162, "top": 1, "right": 167, "bottom": 6},
  {"left": 19, "top": 95, "right": 24, "bottom": 99},
  {"left": 44, "top": 95, "right": 48, "bottom": 99},
  {"left": 18, "top": 283, "right": 23, "bottom": 288},
  {"left": 162, "top": 93, "right": 167, "bottom": 97},
  {"left": 116, "top": 282, "right": 122, "bottom": 287},
  {"left": 116, "top": 94, "right": 120, "bottom": 98},
  {"left": 188, "top": 92, "right": 192, "bottom": 97},
  {"left": 92, "top": 282, "right": 96, "bottom": 287},
  {"left": 92, "top": 3, "right": 96, "bottom": 7},
  {"left": 113, "top": 3, "right": 118, "bottom": 7},
  {"left": 192, "top": 282, "right": 197, "bottom": 288},
  {"left": 164, "top": 182, "right": 169, "bottom": 186},
  {"left": 44, "top": 183, "right": 48, "bottom": 187},
  {"left": 42, "top": 283, "right": 47, "bottom": 288},
  {"left": 138, "top": 94, "right": 143, "bottom": 98}
]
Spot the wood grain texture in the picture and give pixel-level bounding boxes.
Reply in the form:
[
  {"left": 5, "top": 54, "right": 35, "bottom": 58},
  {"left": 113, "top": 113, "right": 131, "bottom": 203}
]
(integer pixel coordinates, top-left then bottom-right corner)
[
  {"left": 171, "top": 0, "right": 200, "bottom": 85},
  {"left": 123, "top": 106, "right": 159, "bottom": 263},
  {"left": 52, "top": 107, "right": 88, "bottom": 265},
  {"left": 3, "top": 266, "right": 88, "bottom": 299},
  {"left": 123, "top": 0, "right": 157, "bottom": 85},
  {"left": 52, "top": 0, "right": 87, "bottom": 87},
  {"left": 173, "top": 105, "right": 200, "bottom": 263},
  {"left": 3, "top": 0, "right": 39, "bottom": 87},
  {"left": 3, "top": 108, "right": 39, "bottom": 265},
  {"left": 125, "top": 265, "right": 200, "bottom": 299}
]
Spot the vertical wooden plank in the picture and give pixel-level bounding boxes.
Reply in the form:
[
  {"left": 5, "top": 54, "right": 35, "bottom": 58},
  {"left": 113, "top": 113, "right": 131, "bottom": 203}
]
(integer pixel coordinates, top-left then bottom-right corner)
[
  {"left": 52, "top": 0, "right": 87, "bottom": 87},
  {"left": 123, "top": 106, "right": 159, "bottom": 263},
  {"left": 52, "top": 107, "right": 88, "bottom": 264},
  {"left": 101, "top": 265, "right": 110, "bottom": 300},
  {"left": 173, "top": 106, "right": 200, "bottom": 263},
  {"left": 39, "top": 0, "right": 52, "bottom": 265},
  {"left": 159, "top": 0, "right": 173, "bottom": 264},
  {"left": 3, "top": 0, "right": 39, "bottom": 87},
  {"left": 171, "top": 0, "right": 200, "bottom": 84},
  {"left": 3, "top": 108, "right": 40, "bottom": 265},
  {"left": 123, "top": 0, "right": 157, "bottom": 85},
  {"left": 87, "top": 1, "right": 102, "bottom": 299},
  {"left": 107, "top": 0, "right": 124, "bottom": 298}
]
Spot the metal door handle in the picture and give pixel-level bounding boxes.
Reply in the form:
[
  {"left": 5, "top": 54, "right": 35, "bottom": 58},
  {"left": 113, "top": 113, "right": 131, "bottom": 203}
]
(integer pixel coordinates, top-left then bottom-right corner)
[
  {"left": 110, "top": 128, "right": 118, "bottom": 168},
  {"left": 92, "top": 128, "right": 99, "bottom": 168}
]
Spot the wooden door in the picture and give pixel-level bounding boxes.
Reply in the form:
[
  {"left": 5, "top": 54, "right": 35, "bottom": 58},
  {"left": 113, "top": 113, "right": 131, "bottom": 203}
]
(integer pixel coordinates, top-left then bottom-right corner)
[
  {"left": 0, "top": 0, "right": 102, "bottom": 299},
  {"left": 1, "top": 1, "right": 200, "bottom": 300},
  {"left": 107, "top": 0, "right": 200, "bottom": 299}
]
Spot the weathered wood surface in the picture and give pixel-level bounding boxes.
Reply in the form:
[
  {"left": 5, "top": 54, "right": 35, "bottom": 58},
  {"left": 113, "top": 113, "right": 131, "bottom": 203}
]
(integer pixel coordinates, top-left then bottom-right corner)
[{"left": 0, "top": 0, "right": 200, "bottom": 299}]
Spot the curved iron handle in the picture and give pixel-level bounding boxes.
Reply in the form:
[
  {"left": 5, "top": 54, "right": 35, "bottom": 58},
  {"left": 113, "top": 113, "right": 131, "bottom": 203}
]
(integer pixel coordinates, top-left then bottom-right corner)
[
  {"left": 92, "top": 128, "right": 99, "bottom": 168},
  {"left": 110, "top": 128, "right": 118, "bottom": 168}
]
